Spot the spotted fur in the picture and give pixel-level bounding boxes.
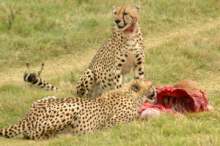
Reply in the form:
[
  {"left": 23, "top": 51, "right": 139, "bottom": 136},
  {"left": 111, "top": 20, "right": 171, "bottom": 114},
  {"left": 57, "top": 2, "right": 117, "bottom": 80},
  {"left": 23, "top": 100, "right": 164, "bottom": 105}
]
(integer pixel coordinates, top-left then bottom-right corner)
[
  {"left": 76, "top": 5, "right": 145, "bottom": 99},
  {"left": 0, "top": 79, "right": 156, "bottom": 140}
]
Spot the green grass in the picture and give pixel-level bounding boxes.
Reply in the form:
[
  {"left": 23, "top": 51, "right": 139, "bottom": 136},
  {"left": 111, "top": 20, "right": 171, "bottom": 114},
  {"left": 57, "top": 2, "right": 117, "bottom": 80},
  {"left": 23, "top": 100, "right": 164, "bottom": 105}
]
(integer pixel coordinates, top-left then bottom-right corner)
[{"left": 0, "top": 0, "right": 220, "bottom": 145}]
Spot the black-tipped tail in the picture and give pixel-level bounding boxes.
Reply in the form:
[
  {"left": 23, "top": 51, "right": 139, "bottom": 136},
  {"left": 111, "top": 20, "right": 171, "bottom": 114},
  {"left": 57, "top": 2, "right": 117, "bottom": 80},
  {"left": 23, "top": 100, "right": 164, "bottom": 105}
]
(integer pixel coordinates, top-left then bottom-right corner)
[
  {"left": 23, "top": 73, "right": 37, "bottom": 83},
  {"left": 23, "top": 73, "right": 59, "bottom": 92}
]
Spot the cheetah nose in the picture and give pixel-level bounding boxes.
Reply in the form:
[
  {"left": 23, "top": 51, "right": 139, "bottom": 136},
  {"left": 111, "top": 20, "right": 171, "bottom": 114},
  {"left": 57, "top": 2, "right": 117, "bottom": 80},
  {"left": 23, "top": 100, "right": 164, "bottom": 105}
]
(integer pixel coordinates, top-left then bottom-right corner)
[{"left": 115, "top": 19, "right": 121, "bottom": 24}]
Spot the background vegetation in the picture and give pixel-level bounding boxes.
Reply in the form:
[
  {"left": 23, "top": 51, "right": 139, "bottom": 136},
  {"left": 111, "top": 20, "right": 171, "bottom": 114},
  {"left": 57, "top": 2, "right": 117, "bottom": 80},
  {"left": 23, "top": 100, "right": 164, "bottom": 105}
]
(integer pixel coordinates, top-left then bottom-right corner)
[{"left": 0, "top": 0, "right": 220, "bottom": 145}]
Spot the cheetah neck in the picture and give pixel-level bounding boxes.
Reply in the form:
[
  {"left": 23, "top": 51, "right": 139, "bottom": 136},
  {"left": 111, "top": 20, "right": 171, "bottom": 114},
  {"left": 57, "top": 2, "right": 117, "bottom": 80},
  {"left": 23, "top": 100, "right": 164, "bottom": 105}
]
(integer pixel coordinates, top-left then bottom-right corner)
[
  {"left": 102, "top": 89, "right": 143, "bottom": 110},
  {"left": 121, "top": 32, "right": 138, "bottom": 48},
  {"left": 129, "top": 92, "right": 145, "bottom": 109},
  {"left": 122, "top": 32, "right": 135, "bottom": 40},
  {"left": 113, "top": 23, "right": 138, "bottom": 41},
  {"left": 122, "top": 22, "right": 138, "bottom": 40}
]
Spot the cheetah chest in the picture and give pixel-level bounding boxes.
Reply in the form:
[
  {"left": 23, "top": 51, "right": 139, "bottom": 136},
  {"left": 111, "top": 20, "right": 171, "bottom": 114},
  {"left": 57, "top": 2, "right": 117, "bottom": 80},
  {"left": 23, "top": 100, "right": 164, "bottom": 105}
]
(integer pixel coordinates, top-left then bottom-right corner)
[{"left": 121, "top": 40, "right": 140, "bottom": 75}]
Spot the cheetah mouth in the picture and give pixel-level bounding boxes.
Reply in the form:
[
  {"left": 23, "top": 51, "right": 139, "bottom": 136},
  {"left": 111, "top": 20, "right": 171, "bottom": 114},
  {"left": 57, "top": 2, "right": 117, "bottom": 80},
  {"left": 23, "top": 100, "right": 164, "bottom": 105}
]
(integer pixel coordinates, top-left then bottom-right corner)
[
  {"left": 145, "top": 90, "right": 157, "bottom": 103},
  {"left": 148, "top": 94, "right": 156, "bottom": 101},
  {"left": 117, "top": 24, "right": 135, "bottom": 33},
  {"left": 117, "top": 23, "right": 128, "bottom": 30},
  {"left": 118, "top": 25, "right": 126, "bottom": 29}
]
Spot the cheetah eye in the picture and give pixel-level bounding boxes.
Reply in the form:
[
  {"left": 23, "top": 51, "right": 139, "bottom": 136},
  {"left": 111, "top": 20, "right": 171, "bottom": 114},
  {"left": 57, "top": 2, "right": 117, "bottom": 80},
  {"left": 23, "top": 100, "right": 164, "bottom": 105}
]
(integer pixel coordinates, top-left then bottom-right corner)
[
  {"left": 114, "top": 12, "right": 117, "bottom": 15},
  {"left": 123, "top": 12, "right": 129, "bottom": 15}
]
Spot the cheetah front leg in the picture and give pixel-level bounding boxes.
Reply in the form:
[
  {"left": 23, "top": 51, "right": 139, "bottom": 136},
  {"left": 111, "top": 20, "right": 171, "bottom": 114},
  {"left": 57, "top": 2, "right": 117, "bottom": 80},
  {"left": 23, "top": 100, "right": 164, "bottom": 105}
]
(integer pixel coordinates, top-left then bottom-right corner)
[
  {"left": 114, "top": 68, "right": 122, "bottom": 89},
  {"left": 134, "top": 54, "right": 145, "bottom": 79},
  {"left": 76, "top": 68, "right": 95, "bottom": 98},
  {"left": 114, "top": 54, "right": 128, "bottom": 89}
]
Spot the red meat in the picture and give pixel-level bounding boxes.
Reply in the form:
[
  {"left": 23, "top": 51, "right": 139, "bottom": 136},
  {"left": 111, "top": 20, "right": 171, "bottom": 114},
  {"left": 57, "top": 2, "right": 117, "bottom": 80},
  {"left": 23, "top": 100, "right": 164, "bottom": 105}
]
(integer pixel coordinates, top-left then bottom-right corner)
[{"left": 138, "top": 80, "right": 214, "bottom": 120}]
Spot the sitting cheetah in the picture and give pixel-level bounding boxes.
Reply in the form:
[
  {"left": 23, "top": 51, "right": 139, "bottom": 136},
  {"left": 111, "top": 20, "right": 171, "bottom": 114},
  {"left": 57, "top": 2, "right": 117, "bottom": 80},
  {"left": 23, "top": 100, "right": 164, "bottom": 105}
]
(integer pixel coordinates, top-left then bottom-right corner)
[
  {"left": 76, "top": 5, "right": 146, "bottom": 99},
  {"left": 0, "top": 79, "right": 156, "bottom": 140}
]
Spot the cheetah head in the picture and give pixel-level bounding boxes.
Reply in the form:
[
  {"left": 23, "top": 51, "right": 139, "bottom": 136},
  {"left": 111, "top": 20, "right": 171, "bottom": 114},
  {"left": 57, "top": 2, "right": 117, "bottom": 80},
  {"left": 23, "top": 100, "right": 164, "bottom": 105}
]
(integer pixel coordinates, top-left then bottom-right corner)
[
  {"left": 113, "top": 5, "right": 141, "bottom": 32},
  {"left": 131, "top": 79, "right": 157, "bottom": 104}
]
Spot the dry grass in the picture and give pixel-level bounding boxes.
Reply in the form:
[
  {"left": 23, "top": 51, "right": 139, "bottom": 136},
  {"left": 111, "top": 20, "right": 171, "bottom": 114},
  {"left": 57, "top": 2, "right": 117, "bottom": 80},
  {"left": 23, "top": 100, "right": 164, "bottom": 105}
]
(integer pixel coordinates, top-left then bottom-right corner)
[{"left": 0, "top": 0, "right": 220, "bottom": 145}]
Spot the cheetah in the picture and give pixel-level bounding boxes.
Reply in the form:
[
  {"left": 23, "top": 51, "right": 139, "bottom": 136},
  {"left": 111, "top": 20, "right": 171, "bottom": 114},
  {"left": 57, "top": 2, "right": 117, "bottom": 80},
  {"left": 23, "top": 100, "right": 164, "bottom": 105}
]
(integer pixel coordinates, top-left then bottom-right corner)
[
  {"left": 76, "top": 5, "right": 146, "bottom": 99},
  {"left": 0, "top": 79, "right": 156, "bottom": 140},
  {"left": 23, "top": 73, "right": 59, "bottom": 92}
]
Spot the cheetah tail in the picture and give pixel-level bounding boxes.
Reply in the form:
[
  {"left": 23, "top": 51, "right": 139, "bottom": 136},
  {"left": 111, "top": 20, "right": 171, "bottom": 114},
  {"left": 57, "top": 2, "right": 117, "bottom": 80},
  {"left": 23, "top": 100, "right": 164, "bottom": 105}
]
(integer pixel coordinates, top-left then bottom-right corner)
[
  {"left": 23, "top": 73, "right": 59, "bottom": 92},
  {"left": 0, "top": 121, "right": 23, "bottom": 138}
]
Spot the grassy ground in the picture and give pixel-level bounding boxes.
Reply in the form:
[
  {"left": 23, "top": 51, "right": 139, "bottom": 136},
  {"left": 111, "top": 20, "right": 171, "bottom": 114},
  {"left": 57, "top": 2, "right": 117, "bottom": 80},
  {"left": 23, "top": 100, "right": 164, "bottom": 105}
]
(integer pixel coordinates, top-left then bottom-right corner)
[{"left": 0, "top": 0, "right": 220, "bottom": 145}]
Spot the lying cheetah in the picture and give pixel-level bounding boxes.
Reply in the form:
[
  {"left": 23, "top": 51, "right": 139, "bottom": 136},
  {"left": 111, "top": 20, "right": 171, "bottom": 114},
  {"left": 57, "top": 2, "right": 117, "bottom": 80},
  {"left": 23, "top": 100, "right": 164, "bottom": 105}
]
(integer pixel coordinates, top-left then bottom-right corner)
[
  {"left": 0, "top": 79, "right": 156, "bottom": 140},
  {"left": 76, "top": 5, "right": 146, "bottom": 99}
]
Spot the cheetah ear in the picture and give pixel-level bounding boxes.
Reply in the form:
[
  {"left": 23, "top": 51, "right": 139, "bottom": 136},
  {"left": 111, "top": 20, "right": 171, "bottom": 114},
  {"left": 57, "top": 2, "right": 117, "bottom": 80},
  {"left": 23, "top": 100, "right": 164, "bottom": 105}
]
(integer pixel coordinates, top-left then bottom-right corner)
[
  {"left": 136, "top": 6, "right": 141, "bottom": 13},
  {"left": 113, "top": 6, "right": 117, "bottom": 10},
  {"left": 131, "top": 83, "right": 141, "bottom": 92}
]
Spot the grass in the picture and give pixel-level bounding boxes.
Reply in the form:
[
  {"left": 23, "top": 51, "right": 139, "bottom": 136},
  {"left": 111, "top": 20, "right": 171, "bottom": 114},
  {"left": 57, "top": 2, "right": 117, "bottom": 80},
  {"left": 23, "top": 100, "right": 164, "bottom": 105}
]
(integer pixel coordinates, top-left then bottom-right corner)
[{"left": 0, "top": 0, "right": 220, "bottom": 145}]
